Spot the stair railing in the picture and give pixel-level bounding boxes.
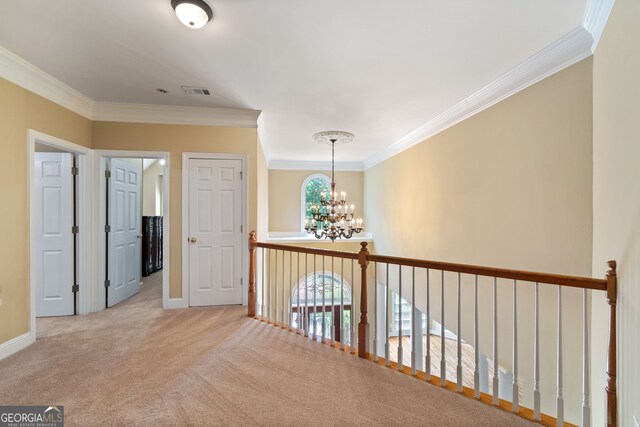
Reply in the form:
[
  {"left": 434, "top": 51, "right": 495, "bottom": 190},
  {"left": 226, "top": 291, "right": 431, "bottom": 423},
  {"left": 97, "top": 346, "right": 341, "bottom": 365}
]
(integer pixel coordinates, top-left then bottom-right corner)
[{"left": 247, "top": 231, "right": 617, "bottom": 427}]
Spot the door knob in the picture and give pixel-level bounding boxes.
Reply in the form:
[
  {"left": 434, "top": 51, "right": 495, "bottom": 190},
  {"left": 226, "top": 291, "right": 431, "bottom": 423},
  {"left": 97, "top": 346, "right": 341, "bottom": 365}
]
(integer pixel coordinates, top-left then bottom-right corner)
[
  {"left": 190, "top": 237, "right": 197, "bottom": 243},
  {"left": 137, "top": 234, "right": 143, "bottom": 238}
]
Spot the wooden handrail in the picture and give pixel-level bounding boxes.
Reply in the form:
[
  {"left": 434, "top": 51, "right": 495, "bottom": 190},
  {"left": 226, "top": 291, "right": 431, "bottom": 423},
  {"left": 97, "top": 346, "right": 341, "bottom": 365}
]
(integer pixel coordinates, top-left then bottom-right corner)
[
  {"left": 367, "top": 254, "right": 608, "bottom": 291},
  {"left": 254, "top": 241, "right": 359, "bottom": 260}
]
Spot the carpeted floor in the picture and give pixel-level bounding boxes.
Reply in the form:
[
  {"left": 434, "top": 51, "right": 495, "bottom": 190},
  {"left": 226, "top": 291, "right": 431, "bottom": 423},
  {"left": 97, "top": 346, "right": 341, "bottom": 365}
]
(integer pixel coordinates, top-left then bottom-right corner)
[{"left": 0, "top": 272, "right": 533, "bottom": 426}]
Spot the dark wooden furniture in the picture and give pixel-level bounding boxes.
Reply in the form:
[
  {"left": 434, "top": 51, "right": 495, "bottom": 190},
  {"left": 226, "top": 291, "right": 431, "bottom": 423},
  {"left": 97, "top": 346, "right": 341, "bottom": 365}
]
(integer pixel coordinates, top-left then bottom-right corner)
[{"left": 142, "top": 216, "right": 163, "bottom": 277}]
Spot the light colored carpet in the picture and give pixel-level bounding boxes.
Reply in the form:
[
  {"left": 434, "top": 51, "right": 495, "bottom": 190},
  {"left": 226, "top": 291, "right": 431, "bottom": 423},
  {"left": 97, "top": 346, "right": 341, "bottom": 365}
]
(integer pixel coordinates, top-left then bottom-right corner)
[{"left": 0, "top": 272, "right": 533, "bottom": 426}]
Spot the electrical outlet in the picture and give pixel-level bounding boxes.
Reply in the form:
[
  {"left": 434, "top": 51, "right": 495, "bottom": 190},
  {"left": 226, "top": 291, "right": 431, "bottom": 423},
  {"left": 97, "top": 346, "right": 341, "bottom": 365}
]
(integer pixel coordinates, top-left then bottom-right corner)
[
  {"left": 633, "top": 415, "right": 639, "bottom": 427},
  {"left": 0, "top": 296, "right": 3, "bottom": 306}
]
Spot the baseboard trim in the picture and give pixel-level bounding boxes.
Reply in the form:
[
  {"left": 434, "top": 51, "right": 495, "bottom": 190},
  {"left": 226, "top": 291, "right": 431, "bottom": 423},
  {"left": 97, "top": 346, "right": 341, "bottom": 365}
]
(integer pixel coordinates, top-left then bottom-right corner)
[
  {"left": 0, "top": 331, "right": 35, "bottom": 361},
  {"left": 164, "top": 298, "right": 188, "bottom": 310}
]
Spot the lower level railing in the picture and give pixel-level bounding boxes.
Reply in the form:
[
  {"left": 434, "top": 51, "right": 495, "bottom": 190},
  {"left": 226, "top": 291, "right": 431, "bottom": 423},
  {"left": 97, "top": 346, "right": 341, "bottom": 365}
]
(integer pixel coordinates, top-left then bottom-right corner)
[{"left": 247, "top": 231, "right": 617, "bottom": 427}]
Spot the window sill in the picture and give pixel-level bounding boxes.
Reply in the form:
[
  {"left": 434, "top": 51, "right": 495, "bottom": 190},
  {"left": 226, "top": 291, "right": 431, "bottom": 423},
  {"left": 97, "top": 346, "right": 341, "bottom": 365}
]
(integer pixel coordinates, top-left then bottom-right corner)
[{"left": 267, "top": 232, "right": 373, "bottom": 244}]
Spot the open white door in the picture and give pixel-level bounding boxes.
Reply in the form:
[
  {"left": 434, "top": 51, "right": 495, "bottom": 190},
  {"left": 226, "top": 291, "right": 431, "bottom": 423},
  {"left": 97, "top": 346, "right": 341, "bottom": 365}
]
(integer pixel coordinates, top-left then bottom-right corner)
[
  {"left": 107, "top": 158, "right": 142, "bottom": 307},
  {"left": 188, "top": 158, "right": 243, "bottom": 306},
  {"left": 35, "top": 152, "right": 74, "bottom": 317}
]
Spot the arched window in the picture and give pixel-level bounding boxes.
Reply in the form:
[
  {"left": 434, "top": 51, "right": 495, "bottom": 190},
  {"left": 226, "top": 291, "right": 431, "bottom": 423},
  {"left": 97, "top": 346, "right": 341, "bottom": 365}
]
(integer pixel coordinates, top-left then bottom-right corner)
[
  {"left": 291, "top": 272, "right": 353, "bottom": 344},
  {"left": 300, "top": 174, "right": 331, "bottom": 232}
]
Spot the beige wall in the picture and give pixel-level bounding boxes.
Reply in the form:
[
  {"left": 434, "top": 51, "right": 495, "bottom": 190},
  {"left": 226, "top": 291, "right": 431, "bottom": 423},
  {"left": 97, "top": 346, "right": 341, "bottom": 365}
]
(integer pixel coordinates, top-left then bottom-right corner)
[
  {"left": 142, "top": 160, "right": 164, "bottom": 216},
  {"left": 364, "top": 59, "right": 593, "bottom": 423},
  {"left": 92, "top": 122, "right": 258, "bottom": 299},
  {"left": 269, "top": 170, "right": 364, "bottom": 233},
  {"left": 0, "top": 77, "right": 92, "bottom": 344},
  {"left": 592, "top": 0, "right": 640, "bottom": 424}
]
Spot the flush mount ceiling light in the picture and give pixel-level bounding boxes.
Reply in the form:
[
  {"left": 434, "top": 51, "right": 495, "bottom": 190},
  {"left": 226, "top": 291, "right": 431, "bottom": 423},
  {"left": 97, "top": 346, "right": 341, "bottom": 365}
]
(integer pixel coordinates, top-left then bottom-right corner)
[{"left": 171, "top": 0, "right": 213, "bottom": 29}]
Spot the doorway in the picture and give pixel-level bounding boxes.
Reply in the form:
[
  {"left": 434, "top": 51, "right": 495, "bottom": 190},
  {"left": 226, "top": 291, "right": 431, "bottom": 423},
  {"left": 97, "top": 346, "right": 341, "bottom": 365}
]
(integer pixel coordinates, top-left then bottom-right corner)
[
  {"left": 183, "top": 153, "right": 247, "bottom": 307},
  {"left": 95, "top": 151, "right": 170, "bottom": 310},
  {"left": 28, "top": 130, "right": 92, "bottom": 334}
]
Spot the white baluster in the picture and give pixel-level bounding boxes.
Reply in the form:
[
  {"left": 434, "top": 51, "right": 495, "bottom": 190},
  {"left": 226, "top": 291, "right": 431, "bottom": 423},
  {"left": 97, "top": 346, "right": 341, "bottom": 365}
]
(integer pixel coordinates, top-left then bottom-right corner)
[
  {"left": 457, "top": 272, "right": 462, "bottom": 392},
  {"left": 267, "top": 249, "right": 271, "bottom": 323},
  {"left": 513, "top": 280, "right": 519, "bottom": 412},
  {"left": 312, "top": 254, "right": 317, "bottom": 340},
  {"left": 474, "top": 275, "right": 479, "bottom": 398},
  {"left": 425, "top": 269, "right": 431, "bottom": 381},
  {"left": 261, "top": 248, "right": 265, "bottom": 319},
  {"left": 385, "top": 263, "right": 390, "bottom": 366},
  {"left": 411, "top": 267, "right": 417, "bottom": 375},
  {"left": 557, "top": 287, "right": 564, "bottom": 426},
  {"left": 398, "top": 266, "right": 404, "bottom": 371},
  {"left": 289, "top": 251, "right": 293, "bottom": 331},
  {"left": 274, "top": 250, "right": 279, "bottom": 325},
  {"left": 493, "top": 277, "right": 499, "bottom": 406},
  {"left": 373, "top": 262, "right": 377, "bottom": 360},
  {"left": 282, "top": 250, "right": 285, "bottom": 328},
  {"left": 321, "top": 255, "right": 326, "bottom": 343},
  {"left": 304, "top": 254, "right": 309, "bottom": 337},
  {"left": 534, "top": 282, "right": 541, "bottom": 420},
  {"left": 340, "top": 258, "right": 345, "bottom": 351},
  {"left": 331, "top": 256, "right": 335, "bottom": 345},
  {"left": 582, "top": 288, "right": 591, "bottom": 427},
  {"left": 350, "top": 259, "right": 356, "bottom": 354},
  {"left": 441, "top": 270, "right": 446, "bottom": 386},
  {"left": 296, "top": 252, "right": 300, "bottom": 333}
]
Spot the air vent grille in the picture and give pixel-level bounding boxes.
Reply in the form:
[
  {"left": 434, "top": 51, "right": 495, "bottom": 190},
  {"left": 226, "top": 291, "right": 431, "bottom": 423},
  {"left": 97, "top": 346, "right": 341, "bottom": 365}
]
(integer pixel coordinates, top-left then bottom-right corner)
[{"left": 181, "top": 86, "right": 211, "bottom": 96}]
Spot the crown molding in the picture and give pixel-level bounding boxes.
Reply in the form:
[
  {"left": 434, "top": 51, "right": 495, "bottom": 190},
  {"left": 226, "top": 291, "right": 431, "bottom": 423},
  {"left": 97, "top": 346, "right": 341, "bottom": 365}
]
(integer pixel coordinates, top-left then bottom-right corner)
[
  {"left": 92, "top": 102, "right": 260, "bottom": 128},
  {"left": 269, "top": 159, "right": 364, "bottom": 172},
  {"left": 583, "top": 0, "right": 616, "bottom": 52},
  {"left": 362, "top": 26, "right": 594, "bottom": 170},
  {"left": 0, "top": 45, "right": 94, "bottom": 119}
]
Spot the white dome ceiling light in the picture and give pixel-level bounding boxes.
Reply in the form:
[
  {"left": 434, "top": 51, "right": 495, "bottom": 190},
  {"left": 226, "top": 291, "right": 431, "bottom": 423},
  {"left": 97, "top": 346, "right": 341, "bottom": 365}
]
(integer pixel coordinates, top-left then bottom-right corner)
[{"left": 171, "top": 0, "right": 213, "bottom": 29}]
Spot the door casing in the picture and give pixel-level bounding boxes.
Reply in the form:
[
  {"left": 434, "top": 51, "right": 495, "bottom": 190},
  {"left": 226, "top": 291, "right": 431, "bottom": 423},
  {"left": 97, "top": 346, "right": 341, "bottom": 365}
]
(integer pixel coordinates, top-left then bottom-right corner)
[{"left": 182, "top": 152, "right": 248, "bottom": 308}]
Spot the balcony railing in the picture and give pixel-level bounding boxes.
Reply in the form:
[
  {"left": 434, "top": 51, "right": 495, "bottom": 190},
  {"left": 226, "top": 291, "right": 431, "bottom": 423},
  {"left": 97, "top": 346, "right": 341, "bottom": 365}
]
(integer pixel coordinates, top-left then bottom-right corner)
[{"left": 247, "top": 231, "right": 617, "bottom": 427}]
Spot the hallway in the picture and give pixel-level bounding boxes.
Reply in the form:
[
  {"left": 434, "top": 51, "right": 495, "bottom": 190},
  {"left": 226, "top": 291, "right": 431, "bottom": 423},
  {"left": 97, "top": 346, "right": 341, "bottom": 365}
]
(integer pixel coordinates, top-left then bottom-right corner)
[{"left": 0, "top": 273, "right": 532, "bottom": 426}]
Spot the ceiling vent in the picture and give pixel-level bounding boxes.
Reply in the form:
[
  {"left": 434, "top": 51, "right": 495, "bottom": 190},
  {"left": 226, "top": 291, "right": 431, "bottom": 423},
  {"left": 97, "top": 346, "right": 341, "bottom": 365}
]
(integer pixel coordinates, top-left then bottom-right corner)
[{"left": 181, "top": 86, "right": 211, "bottom": 96}]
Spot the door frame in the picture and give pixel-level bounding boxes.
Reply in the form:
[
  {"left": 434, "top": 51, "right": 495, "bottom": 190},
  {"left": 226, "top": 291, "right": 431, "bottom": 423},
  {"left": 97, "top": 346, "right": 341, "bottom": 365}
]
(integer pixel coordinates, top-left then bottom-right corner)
[
  {"left": 28, "top": 130, "right": 93, "bottom": 337},
  {"left": 94, "top": 150, "right": 171, "bottom": 309},
  {"left": 182, "top": 152, "right": 248, "bottom": 307}
]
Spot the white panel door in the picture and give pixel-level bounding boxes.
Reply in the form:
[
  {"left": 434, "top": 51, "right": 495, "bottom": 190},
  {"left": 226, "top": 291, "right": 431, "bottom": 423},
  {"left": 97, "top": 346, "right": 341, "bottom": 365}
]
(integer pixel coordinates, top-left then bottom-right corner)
[
  {"left": 35, "top": 152, "right": 74, "bottom": 317},
  {"left": 107, "top": 158, "right": 142, "bottom": 307},
  {"left": 188, "top": 158, "right": 243, "bottom": 306}
]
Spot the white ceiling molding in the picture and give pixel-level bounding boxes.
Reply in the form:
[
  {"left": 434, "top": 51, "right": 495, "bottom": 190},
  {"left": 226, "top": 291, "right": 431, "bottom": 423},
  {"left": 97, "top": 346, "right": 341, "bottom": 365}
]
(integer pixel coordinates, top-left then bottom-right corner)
[
  {"left": 0, "top": 45, "right": 261, "bottom": 127},
  {"left": 362, "top": 26, "right": 594, "bottom": 170},
  {"left": 269, "top": 159, "right": 364, "bottom": 172},
  {"left": 0, "top": 45, "right": 93, "bottom": 119},
  {"left": 92, "top": 102, "right": 260, "bottom": 128},
  {"left": 583, "top": 0, "right": 616, "bottom": 52}
]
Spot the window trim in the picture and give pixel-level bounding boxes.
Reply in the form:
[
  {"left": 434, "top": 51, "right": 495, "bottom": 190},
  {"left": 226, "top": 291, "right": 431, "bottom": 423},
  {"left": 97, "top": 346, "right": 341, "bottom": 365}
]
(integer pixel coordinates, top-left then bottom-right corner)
[{"left": 300, "top": 173, "right": 331, "bottom": 233}]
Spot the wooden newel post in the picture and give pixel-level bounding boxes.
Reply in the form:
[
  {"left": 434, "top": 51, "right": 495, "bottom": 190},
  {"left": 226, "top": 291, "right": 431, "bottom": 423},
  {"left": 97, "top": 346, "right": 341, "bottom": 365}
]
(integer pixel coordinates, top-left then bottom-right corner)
[
  {"left": 605, "top": 260, "right": 617, "bottom": 427},
  {"left": 358, "top": 242, "right": 370, "bottom": 358},
  {"left": 248, "top": 231, "right": 258, "bottom": 318}
]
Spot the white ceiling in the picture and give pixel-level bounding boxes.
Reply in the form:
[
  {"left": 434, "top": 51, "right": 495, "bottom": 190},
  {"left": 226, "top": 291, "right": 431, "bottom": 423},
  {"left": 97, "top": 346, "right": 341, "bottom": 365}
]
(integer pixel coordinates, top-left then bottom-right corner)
[{"left": 0, "top": 0, "right": 588, "bottom": 164}]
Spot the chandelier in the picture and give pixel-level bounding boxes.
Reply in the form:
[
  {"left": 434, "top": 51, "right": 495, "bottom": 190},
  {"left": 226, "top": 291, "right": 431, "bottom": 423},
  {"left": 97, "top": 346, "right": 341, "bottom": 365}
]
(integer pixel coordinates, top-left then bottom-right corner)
[{"left": 304, "top": 131, "right": 363, "bottom": 241}]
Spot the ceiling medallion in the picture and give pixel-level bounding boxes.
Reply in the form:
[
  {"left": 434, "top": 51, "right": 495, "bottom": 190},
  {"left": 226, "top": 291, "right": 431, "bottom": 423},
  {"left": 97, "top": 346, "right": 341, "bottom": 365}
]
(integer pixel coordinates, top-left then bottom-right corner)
[{"left": 304, "top": 131, "right": 363, "bottom": 242}]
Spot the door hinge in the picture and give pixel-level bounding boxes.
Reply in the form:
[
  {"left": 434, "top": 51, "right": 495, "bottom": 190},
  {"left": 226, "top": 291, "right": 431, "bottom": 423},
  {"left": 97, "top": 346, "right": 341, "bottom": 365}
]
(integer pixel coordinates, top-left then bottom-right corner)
[
  {"left": 71, "top": 166, "right": 79, "bottom": 176},
  {"left": 241, "top": 277, "right": 243, "bottom": 286},
  {"left": 105, "top": 170, "right": 111, "bottom": 178},
  {"left": 104, "top": 280, "right": 111, "bottom": 288},
  {"left": 240, "top": 171, "right": 243, "bottom": 179},
  {"left": 240, "top": 224, "right": 243, "bottom": 232},
  {"left": 72, "top": 284, "right": 79, "bottom": 293},
  {"left": 105, "top": 225, "right": 111, "bottom": 233},
  {"left": 72, "top": 225, "right": 79, "bottom": 234}
]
